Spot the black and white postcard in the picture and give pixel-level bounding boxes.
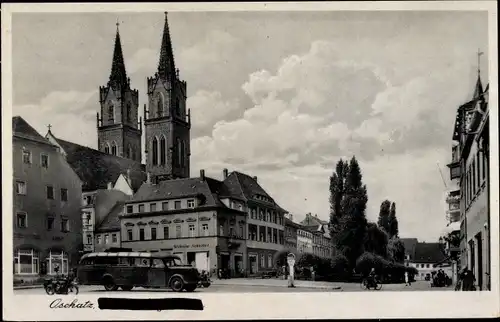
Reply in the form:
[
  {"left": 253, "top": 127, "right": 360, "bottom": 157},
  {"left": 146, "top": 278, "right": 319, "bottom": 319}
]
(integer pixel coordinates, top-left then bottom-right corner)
[{"left": 2, "top": 1, "right": 499, "bottom": 320}]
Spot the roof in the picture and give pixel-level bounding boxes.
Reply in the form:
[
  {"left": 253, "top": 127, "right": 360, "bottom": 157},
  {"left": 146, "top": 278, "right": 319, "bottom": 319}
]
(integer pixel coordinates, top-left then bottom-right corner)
[
  {"left": 400, "top": 238, "right": 418, "bottom": 259},
  {"left": 96, "top": 201, "right": 126, "bottom": 232},
  {"left": 223, "top": 171, "right": 287, "bottom": 212},
  {"left": 12, "top": 116, "right": 53, "bottom": 145},
  {"left": 300, "top": 213, "right": 328, "bottom": 226},
  {"left": 131, "top": 176, "right": 223, "bottom": 208},
  {"left": 50, "top": 135, "right": 146, "bottom": 192},
  {"left": 413, "top": 242, "right": 447, "bottom": 264},
  {"left": 284, "top": 218, "right": 302, "bottom": 229}
]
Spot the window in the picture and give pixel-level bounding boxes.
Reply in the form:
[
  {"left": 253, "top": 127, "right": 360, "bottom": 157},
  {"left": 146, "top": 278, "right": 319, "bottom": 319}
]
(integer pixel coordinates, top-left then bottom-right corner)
[
  {"left": 163, "top": 226, "right": 169, "bottom": 239},
  {"left": 189, "top": 224, "right": 196, "bottom": 237},
  {"left": 150, "top": 203, "right": 157, "bottom": 212},
  {"left": 111, "top": 142, "right": 117, "bottom": 156},
  {"left": 187, "top": 199, "right": 195, "bottom": 208},
  {"left": 96, "top": 235, "right": 102, "bottom": 244},
  {"left": 15, "top": 181, "right": 26, "bottom": 195},
  {"left": 14, "top": 249, "right": 39, "bottom": 275},
  {"left": 472, "top": 159, "right": 476, "bottom": 196},
  {"left": 229, "top": 226, "right": 234, "bottom": 237},
  {"left": 151, "top": 227, "right": 157, "bottom": 240},
  {"left": 86, "top": 234, "right": 92, "bottom": 244},
  {"left": 176, "top": 138, "right": 182, "bottom": 166},
  {"left": 104, "top": 234, "right": 109, "bottom": 244},
  {"left": 160, "top": 136, "right": 166, "bottom": 165},
  {"left": 239, "top": 225, "right": 244, "bottom": 238},
  {"left": 22, "top": 150, "right": 32, "bottom": 164},
  {"left": 152, "top": 137, "right": 158, "bottom": 166},
  {"left": 268, "top": 254, "right": 272, "bottom": 268},
  {"left": 482, "top": 148, "right": 486, "bottom": 180},
  {"left": 138, "top": 204, "right": 145, "bottom": 213},
  {"left": 477, "top": 151, "right": 481, "bottom": 186},
  {"left": 127, "top": 229, "right": 133, "bottom": 241},
  {"left": 139, "top": 228, "right": 145, "bottom": 241},
  {"left": 162, "top": 202, "right": 168, "bottom": 211},
  {"left": 16, "top": 212, "right": 27, "bottom": 228},
  {"left": 126, "top": 205, "right": 133, "bottom": 213},
  {"left": 41, "top": 154, "right": 49, "bottom": 168},
  {"left": 174, "top": 201, "right": 181, "bottom": 210},
  {"left": 219, "top": 224, "right": 224, "bottom": 236},
  {"left": 46, "top": 216, "right": 54, "bottom": 231},
  {"left": 175, "top": 100, "right": 180, "bottom": 115},
  {"left": 112, "top": 233, "right": 117, "bottom": 243},
  {"left": 46, "top": 186, "right": 54, "bottom": 200},
  {"left": 60, "top": 218, "right": 69, "bottom": 232},
  {"left": 126, "top": 103, "right": 132, "bottom": 123},
  {"left": 202, "top": 224, "right": 209, "bottom": 236},
  {"left": 108, "top": 104, "right": 114, "bottom": 123},
  {"left": 60, "top": 188, "right": 68, "bottom": 202},
  {"left": 176, "top": 225, "right": 182, "bottom": 238},
  {"left": 152, "top": 258, "right": 165, "bottom": 268},
  {"left": 48, "top": 250, "right": 68, "bottom": 275},
  {"left": 157, "top": 94, "right": 163, "bottom": 117},
  {"left": 260, "top": 254, "right": 265, "bottom": 267}
]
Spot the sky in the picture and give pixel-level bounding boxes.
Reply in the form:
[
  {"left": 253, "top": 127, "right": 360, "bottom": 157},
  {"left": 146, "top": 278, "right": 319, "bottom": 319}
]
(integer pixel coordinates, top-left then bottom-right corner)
[{"left": 11, "top": 11, "right": 489, "bottom": 242}]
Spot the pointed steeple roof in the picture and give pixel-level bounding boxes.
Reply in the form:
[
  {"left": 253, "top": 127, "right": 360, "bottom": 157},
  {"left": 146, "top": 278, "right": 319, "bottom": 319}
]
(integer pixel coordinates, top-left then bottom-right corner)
[
  {"left": 109, "top": 22, "right": 128, "bottom": 87},
  {"left": 157, "top": 12, "right": 176, "bottom": 80},
  {"left": 473, "top": 74, "right": 484, "bottom": 99}
]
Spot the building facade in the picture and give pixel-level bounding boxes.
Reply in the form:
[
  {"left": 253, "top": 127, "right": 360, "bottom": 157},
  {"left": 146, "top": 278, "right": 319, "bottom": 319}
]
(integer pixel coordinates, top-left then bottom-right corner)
[
  {"left": 447, "top": 72, "right": 490, "bottom": 290},
  {"left": 284, "top": 215, "right": 299, "bottom": 252},
  {"left": 120, "top": 170, "right": 247, "bottom": 276},
  {"left": 297, "top": 228, "right": 313, "bottom": 254},
  {"left": 13, "top": 117, "right": 83, "bottom": 281},
  {"left": 407, "top": 242, "right": 451, "bottom": 281}
]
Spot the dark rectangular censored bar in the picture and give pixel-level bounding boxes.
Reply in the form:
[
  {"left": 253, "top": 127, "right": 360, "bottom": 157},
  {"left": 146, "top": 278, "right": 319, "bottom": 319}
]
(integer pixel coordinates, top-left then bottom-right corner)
[{"left": 98, "top": 297, "right": 204, "bottom": 311}]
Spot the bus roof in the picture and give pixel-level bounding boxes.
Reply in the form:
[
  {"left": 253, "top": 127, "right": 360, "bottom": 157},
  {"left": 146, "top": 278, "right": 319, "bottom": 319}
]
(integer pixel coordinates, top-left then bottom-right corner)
[{"left": 80, "top": 251, "right": 180, "bottom": 261}]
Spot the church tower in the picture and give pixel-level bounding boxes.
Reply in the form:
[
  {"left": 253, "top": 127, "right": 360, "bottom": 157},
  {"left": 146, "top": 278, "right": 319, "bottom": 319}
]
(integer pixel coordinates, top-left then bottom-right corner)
[
  {"left": 97, "top": 22, "right": 142, "bottom": 162},
  {"left": 144, "top": 12, "right": 191, "bottom": 180}
]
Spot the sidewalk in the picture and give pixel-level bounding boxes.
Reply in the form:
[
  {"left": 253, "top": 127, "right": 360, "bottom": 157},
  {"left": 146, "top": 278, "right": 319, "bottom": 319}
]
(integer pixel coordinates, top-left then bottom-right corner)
[
  {"left": 212, "top": 278, "right": 343, "bottom": 290},
  {"left": 14, "top": 284, "right": 44, "bottom": 290}
]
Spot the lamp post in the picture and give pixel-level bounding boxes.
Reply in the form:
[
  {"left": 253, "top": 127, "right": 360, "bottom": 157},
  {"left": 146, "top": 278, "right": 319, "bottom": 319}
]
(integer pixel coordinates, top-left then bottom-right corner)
[{"left": 287, "top": 253, "right": 296, "bottom": 288}]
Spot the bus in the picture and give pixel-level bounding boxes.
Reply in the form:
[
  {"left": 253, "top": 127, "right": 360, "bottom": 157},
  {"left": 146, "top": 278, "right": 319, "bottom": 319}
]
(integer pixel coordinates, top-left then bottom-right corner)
[{"left": 77, "top": 251, "right": 201, "bottom": 292}]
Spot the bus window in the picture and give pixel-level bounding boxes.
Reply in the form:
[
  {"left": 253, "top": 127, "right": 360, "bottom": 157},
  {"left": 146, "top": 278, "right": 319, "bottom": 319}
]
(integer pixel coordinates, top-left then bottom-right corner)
[
  {"left": 81, "top": 258, "right": 95, "bottom": 265},
  {"left": 135, "top": 258, "right": 150, "bottom": 267},
  {"left": 118, "top": 257, "right": 130, "bottom": 266},
  {"left": 151, "top": 259, "right": 165, "bottom": 268}
]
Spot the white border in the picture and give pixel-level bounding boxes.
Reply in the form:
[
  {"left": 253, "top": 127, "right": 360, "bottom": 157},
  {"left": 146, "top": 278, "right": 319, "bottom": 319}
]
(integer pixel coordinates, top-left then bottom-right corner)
[{"left": 2, "top": 2, "right": 499, "bottom": 320}]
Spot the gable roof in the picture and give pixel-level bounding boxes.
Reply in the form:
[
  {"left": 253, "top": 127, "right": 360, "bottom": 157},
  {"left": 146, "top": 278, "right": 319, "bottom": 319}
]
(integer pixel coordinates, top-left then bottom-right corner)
[
  {"left": 400, "top": 238, "right": 419, "bottom": 259},
  {"left": 284, "top": 218, "right": 302, "bottom": 229},
  {"left": 96, "top": 201, "right": 125, "bottom": 232},
  {"left": 13, "top": 116, "right": 52, "bottom": 145},
  {"left": 223, "top": 171, "right": 286, "bottom": 212},
  {"left": 301, "top": 213, "right": 328, "bottom": 226},
  {"left": 413, "top": 242, "right": 447, "bottom": 264},
  {"left": 131, "top": 176, "right": 224, "bottom": 209},
  {"left": 49, "top": 135, "right": 146, "bottom": 192}
]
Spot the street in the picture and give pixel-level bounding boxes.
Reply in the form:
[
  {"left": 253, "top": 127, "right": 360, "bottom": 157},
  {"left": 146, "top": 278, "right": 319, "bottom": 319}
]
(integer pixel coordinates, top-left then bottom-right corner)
[{"left": 14, "top": 281, "right": 452, "bottom": 294}]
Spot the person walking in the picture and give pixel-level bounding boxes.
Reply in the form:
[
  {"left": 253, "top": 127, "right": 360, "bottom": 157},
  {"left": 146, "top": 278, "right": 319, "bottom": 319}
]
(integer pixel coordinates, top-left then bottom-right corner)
[{"left": 404, "top": 271, "right": 411, "bottom": 286}]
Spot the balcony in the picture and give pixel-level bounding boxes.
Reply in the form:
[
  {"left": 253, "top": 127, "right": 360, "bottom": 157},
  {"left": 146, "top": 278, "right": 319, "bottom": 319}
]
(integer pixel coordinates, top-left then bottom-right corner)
[{"left": 447, "top": 161, "right": 461, "bottom": 180}]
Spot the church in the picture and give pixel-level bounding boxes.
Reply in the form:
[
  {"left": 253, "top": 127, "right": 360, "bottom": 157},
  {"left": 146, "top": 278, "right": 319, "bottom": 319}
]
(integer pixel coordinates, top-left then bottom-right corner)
[{"left": 43, "top": 13, "right": 288, "bottom": 277}]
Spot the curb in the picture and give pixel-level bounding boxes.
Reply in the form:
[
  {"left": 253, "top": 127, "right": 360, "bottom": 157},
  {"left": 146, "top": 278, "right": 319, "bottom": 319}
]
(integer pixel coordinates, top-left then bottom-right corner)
[
  {"left": 14, "top": 285, "right": 45, "bottom": 290},
  {"left": 212, "top": 282, "right": 342, "bottom": 290}
]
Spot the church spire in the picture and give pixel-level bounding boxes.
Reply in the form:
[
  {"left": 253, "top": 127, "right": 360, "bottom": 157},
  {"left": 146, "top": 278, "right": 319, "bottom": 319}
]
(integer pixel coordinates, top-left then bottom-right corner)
[
  {"left": 473, "top": 49, "right": 484, "bottom": 99},
  {"left": 157, "top": 12, "right": 176, "bottom": 80},
  {"left": 109, "top": 20, "right": 128, "bottom": 87}
]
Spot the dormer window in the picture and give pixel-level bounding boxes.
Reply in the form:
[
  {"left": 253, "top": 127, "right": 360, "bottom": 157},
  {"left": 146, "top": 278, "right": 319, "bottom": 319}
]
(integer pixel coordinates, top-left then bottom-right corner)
[{"left": 187, "top": 199, "right": 195, "bottom": 208}]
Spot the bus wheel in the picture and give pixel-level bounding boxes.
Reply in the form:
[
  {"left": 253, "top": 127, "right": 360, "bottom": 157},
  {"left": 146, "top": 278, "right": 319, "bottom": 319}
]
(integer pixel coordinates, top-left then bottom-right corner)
[
  {"left": 103, "top": 277, "right": 118, "bottom": 291},
  {"left": 121, "top": 285, "right": 133, "bottom": 291},
  {"left": 170, "top": 277, "right": 184, "bottom": 292}
]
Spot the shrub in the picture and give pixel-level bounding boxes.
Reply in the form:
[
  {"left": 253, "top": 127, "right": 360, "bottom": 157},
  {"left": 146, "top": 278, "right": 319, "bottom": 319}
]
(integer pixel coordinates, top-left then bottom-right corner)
[{"left": 330, "top": 254, "right": 349, "bottom": 278}]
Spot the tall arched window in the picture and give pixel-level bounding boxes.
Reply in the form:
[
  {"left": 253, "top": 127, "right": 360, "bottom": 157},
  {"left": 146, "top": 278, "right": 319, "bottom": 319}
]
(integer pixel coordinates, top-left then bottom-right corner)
[
  {"left": 126, "top": 103, "right": 132, "bottom": 123},
  {"left": 108, "top": 104, "right": 114, "bottom": 124},
  {"left": 152, "top": 137, "right": 158, "bottom": 166},
  {"left": 104, "top": 142, "right": 110, "bottom": 154},
  {"left": 157, "top": 93, "right": 164, "bottom": 118},
  {"left": 127, "top": 145, "right": 132, "bottom": 159},
  {"left": 160, "top": 136, "right": 166, "bottom": 165},
  {"left": 176, "top": 138, "right": 182, "bottom": 166},
  {"left": 111, "top": 141, "right": 117, "bottom": 156}
]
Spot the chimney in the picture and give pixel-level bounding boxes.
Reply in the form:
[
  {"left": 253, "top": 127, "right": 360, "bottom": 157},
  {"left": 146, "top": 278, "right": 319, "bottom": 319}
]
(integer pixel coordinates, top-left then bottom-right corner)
[
  {"left": 223, "top": 168, "right": 228, "bottom": 179},
  {"left": 253, "top": 176, "right": 258, "bottom": 182},
  {"left": 107, "top": 182, "right": 113, "bottom": 190},
  {"left": 146, "top": 172, "right": 151, "bottom": 184},
  {"left": 200, "top": 169, "right": 205, "bottom": 180}
]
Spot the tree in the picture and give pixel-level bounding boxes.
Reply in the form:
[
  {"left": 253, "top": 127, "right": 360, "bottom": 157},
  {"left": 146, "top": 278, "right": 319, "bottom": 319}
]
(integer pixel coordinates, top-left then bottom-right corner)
[
  {"left": 364, "top": 222, "right": 389, "bottom": 258},
  {"left": 388, "top": 202, "right": 399, "bottom": 238},
  {"left": 387, "top": 237, "right": 405, "bottom": 263},
  {"left": 336, "top": 156, "right": 368, "bottom": 267},
  {"left": 329, "top": 159, "right": 348, "bottom": 243},
  {"left": 377, "top": 200, "right": 391, "bottom": 233}
]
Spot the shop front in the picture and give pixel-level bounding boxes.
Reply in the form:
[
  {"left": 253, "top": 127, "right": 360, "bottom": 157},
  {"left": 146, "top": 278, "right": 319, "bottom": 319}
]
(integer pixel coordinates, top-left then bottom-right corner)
[{"left": 217, "top": 237, "right": 247, "bottom": 277}]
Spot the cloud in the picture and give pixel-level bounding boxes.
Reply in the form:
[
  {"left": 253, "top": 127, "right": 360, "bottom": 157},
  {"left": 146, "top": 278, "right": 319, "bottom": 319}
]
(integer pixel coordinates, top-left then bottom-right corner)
[{"left": 14, "top": 90, "right": 98, "bottom": 148}]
